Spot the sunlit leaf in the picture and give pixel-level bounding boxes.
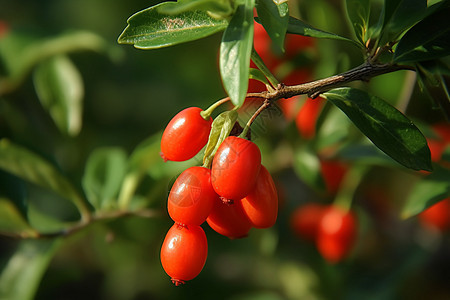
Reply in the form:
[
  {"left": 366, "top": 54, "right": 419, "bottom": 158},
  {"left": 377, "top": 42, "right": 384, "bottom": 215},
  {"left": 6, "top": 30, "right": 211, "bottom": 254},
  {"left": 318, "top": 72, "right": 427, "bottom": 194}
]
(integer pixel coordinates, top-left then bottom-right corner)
[
  {"left": 0, "top": 239, "right": 62, "bottom": 300},
  {"left": 287, "top": 16, "right": 359, "bottom": 47},
  {"left": 33, "top": 55, "right": 84, "bottom": 136},
  {"left": 345, "top": 0, "right": 370, "bottom": 44},
  {"left": 256, "top": 0, "right": 289, "bottom": 53},
  {"left": 394, "top": 5, "right": 450, "bottom": 62},
  {"left": 220, "top": 0, "right": 255, "bottom": 106},
  {"left": 323, "top": 88, "right": 432, "bottom": 171},
  {"left": 157, "top": 0, "right": 233, "bottom": 18},
  {"left": 401, "top": 167, "right": 450, "bottom": 219},
  {"left": 249, "top": 68, "right": 270, "bottom": 85},
  {"left": 0, "top": 139, "right": 88, "bottom": 216},
  {"left": 117, "top": 2, "right": 229, "bottom": 49},
  {"left": 82, "top": 147, "right": 127, "bottom": 211}
]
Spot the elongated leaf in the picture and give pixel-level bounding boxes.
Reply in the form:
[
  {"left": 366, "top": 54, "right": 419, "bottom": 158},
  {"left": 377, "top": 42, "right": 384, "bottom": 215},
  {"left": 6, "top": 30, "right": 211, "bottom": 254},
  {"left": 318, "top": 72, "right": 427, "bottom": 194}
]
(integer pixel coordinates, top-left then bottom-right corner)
[
  {"left": 203, "top": 110, "right": 238, "bottom": 168},
  {"left": 293, "top": 143, "right": 325, "bottom": 191},
  {"left": 255, "top": 0, "right": 289, "bottom": 53},
  {"left": 117, "top": 2, "right": 229, "bottom": 49},
  {"left": 345, "top": 0, "right": 370, "bottom": 44},
  {"left": 249, "top": 68, "right": 270, "bottom": 85},
  {"left": 33, "top": 55, "right": 84, "bottom": 136},
  {"left": 394, "top": 6, "right": 450, "bottom": 62},
  {"left": 0, "top": 198, "right": 37, "bottom": 238},
  {"left": 220, "top": 0, "right": 255, "bottom": 106},
  {"left": 157, "top": 0, "right": 233, "bottom": 18},
  {"left": 0, "top": 139, "right": 89, "bottom": 216},
  {"left": 401, "top": 167, "right": 450, "bottom": 219},
  {"left": 323, "top": 88, "right": 432, "bottom": 171},
  {"left": 82, "top": 147, "right": 127, "bottom": 211},
  {"left": 0, "top": 239, "right": 62, "bottom": 300},
  {"left": 287, "top": 16, "right": 359, "bottom": 47}
]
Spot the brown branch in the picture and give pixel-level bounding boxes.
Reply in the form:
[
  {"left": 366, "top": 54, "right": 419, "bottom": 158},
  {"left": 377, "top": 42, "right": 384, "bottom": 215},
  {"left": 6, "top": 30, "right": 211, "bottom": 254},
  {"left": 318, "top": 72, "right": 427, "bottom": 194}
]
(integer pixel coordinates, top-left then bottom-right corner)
[{"left": 248, "top": 62, "right": 415, "bottom": 101}]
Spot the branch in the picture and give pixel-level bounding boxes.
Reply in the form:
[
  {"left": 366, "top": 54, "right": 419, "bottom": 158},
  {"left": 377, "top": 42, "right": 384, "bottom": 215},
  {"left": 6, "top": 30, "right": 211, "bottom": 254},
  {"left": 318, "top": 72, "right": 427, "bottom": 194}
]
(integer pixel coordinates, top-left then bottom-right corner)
[{"left": 249, "top": 62, "right": 415, "bottom": 101}]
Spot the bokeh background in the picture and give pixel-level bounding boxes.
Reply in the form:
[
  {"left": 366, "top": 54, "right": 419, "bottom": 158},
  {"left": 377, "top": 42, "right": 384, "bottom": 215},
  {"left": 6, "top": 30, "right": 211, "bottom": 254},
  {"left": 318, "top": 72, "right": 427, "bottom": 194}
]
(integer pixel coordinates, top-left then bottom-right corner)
[{"left": 1, "top": 0, "right": 449, "bottom": 299}]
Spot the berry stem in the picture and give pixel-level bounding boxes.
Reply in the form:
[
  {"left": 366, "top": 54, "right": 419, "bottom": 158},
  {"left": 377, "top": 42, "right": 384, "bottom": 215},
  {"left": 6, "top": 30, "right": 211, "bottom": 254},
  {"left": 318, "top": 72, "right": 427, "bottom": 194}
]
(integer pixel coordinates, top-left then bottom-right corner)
[
  {"left": 239, "top": 99, "right": 271, "bottom": 139},
  {"left": 333, "top": 164, "right": 368, "bottom": 212},
  {"left": 201, "top": 97, "right": 231, "bottom": 119}
]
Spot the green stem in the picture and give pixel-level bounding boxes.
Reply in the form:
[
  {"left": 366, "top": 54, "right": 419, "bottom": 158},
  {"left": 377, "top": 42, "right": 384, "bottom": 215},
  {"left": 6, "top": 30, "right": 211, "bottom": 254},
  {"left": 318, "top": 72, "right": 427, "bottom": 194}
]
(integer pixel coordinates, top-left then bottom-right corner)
[
  {"left": 251, "top": 48, "right": 280, "bottom": 88},
  {"left": 333, "top": 164, "right": 368, "bottom": 212},
  {"left": 117, "top": 172, "right": 141, "bottom": 210},
  {"left": 200, "top": 97, "right": 231, "bottom": 119}
]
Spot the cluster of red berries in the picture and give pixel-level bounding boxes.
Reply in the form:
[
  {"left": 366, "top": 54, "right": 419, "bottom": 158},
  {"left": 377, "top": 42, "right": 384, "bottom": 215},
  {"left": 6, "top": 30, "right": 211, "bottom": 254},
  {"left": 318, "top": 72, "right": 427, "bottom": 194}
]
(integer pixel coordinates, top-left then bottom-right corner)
[
  {"left": 290, "top": 203, "right": 358, "bottom": 264},
  {"left": 159, "top": 107, "right": 278, "bottom": 286}
]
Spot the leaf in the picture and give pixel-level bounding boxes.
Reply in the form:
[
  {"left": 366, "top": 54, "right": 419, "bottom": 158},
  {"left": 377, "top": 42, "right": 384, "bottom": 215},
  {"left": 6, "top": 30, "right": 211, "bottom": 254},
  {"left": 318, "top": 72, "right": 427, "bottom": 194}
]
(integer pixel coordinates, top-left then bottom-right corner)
[
  {"left": 316, "top": 104, "right": 352, "bottom": 150},
  {"left": 249, "top": 68, "right": 270, "bottom": 85},
  {"left": 287, "top": 16, "right": 359, "bottom": 47},
  {"left": 203, "top": 110, "right": 238, "bottom": 168},
  {"left": 0, "top": 239, "right": 62, "bottom": 300},
  {"left": 33, "top": 55, "right": 84, "bottom": 136},
  {"left": 345, "top": 0, "right": 370, "bottom": 44},
  {"left": 0, "top": 198, "right": 37, "bottom": 238},
  {"left": 401, "top": 167, "right": 450, "bottom": 219},
  {"left": 255, "top": 0, "right": 289, "bottom": 53},
  {"left": 157, "top": 0, "right": 233, "bottom": 18},
  {"left": 323, "top": 88, "right": 432, "bottom": 171},
  {"left": 394, "top": 6, "right": 450, "bottom": 62},
  {"left": 220, "top": 0, "right": 255, "bottom": 107},
  {"left": 117, "top": 2, "right": 229, "bottom": 49},
  {"left": 0, "top": 139, "right": 89, "bottom": 217},
  {"left": 293, "top": 143, "right": 325, "bottom": 191},
  {"left": 82, "top": 147, "right": 127, "bottom": 211},
  {"left": 380, "top": 0, "right": 427, "bottom": 43}
]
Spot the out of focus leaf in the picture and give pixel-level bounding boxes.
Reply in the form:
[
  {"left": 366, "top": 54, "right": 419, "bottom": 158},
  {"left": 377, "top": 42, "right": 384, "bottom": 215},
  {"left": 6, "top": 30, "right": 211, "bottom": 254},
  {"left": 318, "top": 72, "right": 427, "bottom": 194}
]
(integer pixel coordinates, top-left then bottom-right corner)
[
  {"left": 33, "top": 55, "right": 84, "bottom": 136},
  {"left": 220, "top": 0, "right": 255, "bottom": 106},
  {"left": 0, "top": 139, "right": 88, "bottom": 217},
  {"left": 0, "top": 239, "right": 62, "bottom": 300},
  {"left": 0, "top": 198, "right": 37, "bottom": 238},
  {"left": 293, "top": 143, "right": 325, "bottom": 191},
  {"left": 323, "top": 88, "right": 432, "bottom": 171},
  {"left": 117, "top": 2, "right": 228, "bottom": 49},
  {"left": 256, "top": 0, "right": 289, "bottom": 53},
  {"left": 401, "top": 167, "right": 450, "bottom": 219},
  {"left": 82, "top": 147, "right": 127, "bottom": 211}
]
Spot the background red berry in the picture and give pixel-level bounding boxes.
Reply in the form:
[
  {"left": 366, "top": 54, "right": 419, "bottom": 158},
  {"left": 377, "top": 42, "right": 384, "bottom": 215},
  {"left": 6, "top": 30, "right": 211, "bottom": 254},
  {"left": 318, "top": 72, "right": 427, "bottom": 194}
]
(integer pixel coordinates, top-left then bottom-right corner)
[{"left": 290, "top": 203, "right": 327, "bottom": 242}]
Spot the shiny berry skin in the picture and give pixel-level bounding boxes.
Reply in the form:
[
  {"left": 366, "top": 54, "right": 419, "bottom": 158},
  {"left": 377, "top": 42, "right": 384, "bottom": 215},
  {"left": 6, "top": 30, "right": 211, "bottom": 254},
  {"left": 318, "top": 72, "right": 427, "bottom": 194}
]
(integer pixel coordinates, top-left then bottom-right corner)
[
  {"left": 168, "top": 166, "right": 217, "bottom": 226},
  {"left": 419, "top": 198, "right": 450, "bottom": 231},
  {"left": 316, "top": 206, "right": 357, "bottom": 264},
  {"left": 160, "top": 224, "right": 208, "bottom": 286},
  {"left": 290, "top": 203, "right": 327, "bottom": 242},
  {"left": 207, "top": 197, "right": 252, "bottom": 239},
  {"left": 240, "top": 166, "right": 278, "bottom": 228},
  {"left": 211, "top": 136, "right": 261, "bottom": 201},
  {"left": 160, "top": 107, "right": 213, "bottom": 162}
]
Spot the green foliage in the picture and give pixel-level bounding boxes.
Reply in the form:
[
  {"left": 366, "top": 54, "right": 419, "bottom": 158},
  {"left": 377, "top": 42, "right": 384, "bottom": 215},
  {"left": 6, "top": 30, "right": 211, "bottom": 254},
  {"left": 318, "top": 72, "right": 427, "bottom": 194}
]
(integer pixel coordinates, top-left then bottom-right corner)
[
  {"left": 117, "top": 2, "right": 229, "bottom": 49},
  {"left": 255, "top": 0, "right": 289, "bottom": 53},
  {"left": 345, "top": 0, "right": 371, "bottom": 45},
  {"left": 293, "top": 144, "right": 325, "bottom": 191},
  {"left": 323, "top": 88, "right": 432, "bottom": 171},
  {"left": 220, "top": 0, "right": 255, "bottom": 106}
]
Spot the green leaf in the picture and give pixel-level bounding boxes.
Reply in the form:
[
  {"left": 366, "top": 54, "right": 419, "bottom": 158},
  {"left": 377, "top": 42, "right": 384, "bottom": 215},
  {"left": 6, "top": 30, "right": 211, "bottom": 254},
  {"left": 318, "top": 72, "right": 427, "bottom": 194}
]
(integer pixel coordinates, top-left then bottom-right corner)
[
  {"left": 157, "top": 0, "right": 233, "bottom": 18},
  {"left": 323, "top": 88, "right": 432, "bottom": 171},
  {"left": 394, "top": 6, "right": 450, "bottom": 62},
  {"left": 380, "top": 0, "right": 427, "bottom": 43},
  {"left": 203, "top": 110, "right": 238, "bottom": 168},
  {"left": 401, "top": 167, "right": 450, "bottom": 219},
  {"left": 82, "top": 147, "right": 127, "bottom": 211},
  {"left": 117, "top": 2, "right": 229, "bottom": 49},
  {"left": 255, "top": 0, "right": 289, "bottom": 53},
  {"left": 345, "top": 0, "right": 370, "bottom": 44},
  {"left": 220, "top": 0, "right": 255, "bottom": 107},
  {"left": 249, "top": 67, "right": 270, "bottom": 85},
  {"left": 0, "top": 239, "right": 62, "bottom": 300},
  {"left": 287, "top": 16, "right": 360, "bottom": 47},
  {"left": 293, "top": 143, "right": 325, "bottom": 191},
  {"left": 33, "top": 55, "right": 84, "bottom": 136},
  {"left": 0, "top": 139, "right": 90, "bottom": 218},
  {"left": 0, "top": 198, "right": 37, "bottom": 238},
  {"left": 316, "top": 104, "right": 352, "bottom": 150}
]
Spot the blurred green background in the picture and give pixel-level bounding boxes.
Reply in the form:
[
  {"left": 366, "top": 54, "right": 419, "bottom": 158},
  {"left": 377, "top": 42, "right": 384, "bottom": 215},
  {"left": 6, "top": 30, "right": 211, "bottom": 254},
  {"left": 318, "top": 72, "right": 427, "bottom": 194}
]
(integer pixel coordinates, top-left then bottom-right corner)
[{"left": 1, "top": 0, "right": 449, "bottom": 299}]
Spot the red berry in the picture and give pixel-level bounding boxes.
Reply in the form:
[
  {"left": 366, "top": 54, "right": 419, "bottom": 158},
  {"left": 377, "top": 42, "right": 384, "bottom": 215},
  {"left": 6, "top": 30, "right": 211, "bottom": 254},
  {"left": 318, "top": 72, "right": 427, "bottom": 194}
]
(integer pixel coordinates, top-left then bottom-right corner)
[
  {"left": 160, "top": 224, "right": 208, "bottom": 286},
  {"left": 207, "top": 197, "right": 252, "bottom": 239},
  {"left": 316, "top": 206, "right": 357, "bottom": 264},
  {"left": 161, "top": 107, "right": 213, "bottom": 162},
  {"left": 240, "top": 166, "right": 278, "bottom": 228},
  {"left": 211, "top": 136, "right": 261, "bottom": 201},
  {"left": 290, "top": 203, "right": 327, "bottom": 242},
  {"left": 419, "top": 198, "right": 450, "bottom": 231},
  {"left": 320, "top": 159, "right": 348, "bottom": 195},
  {"left": 168, "top": 166, "right": 218, "bottom": 226},
  {"left": 295, "top": 97, "right": 325, "bottom": 139}
]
